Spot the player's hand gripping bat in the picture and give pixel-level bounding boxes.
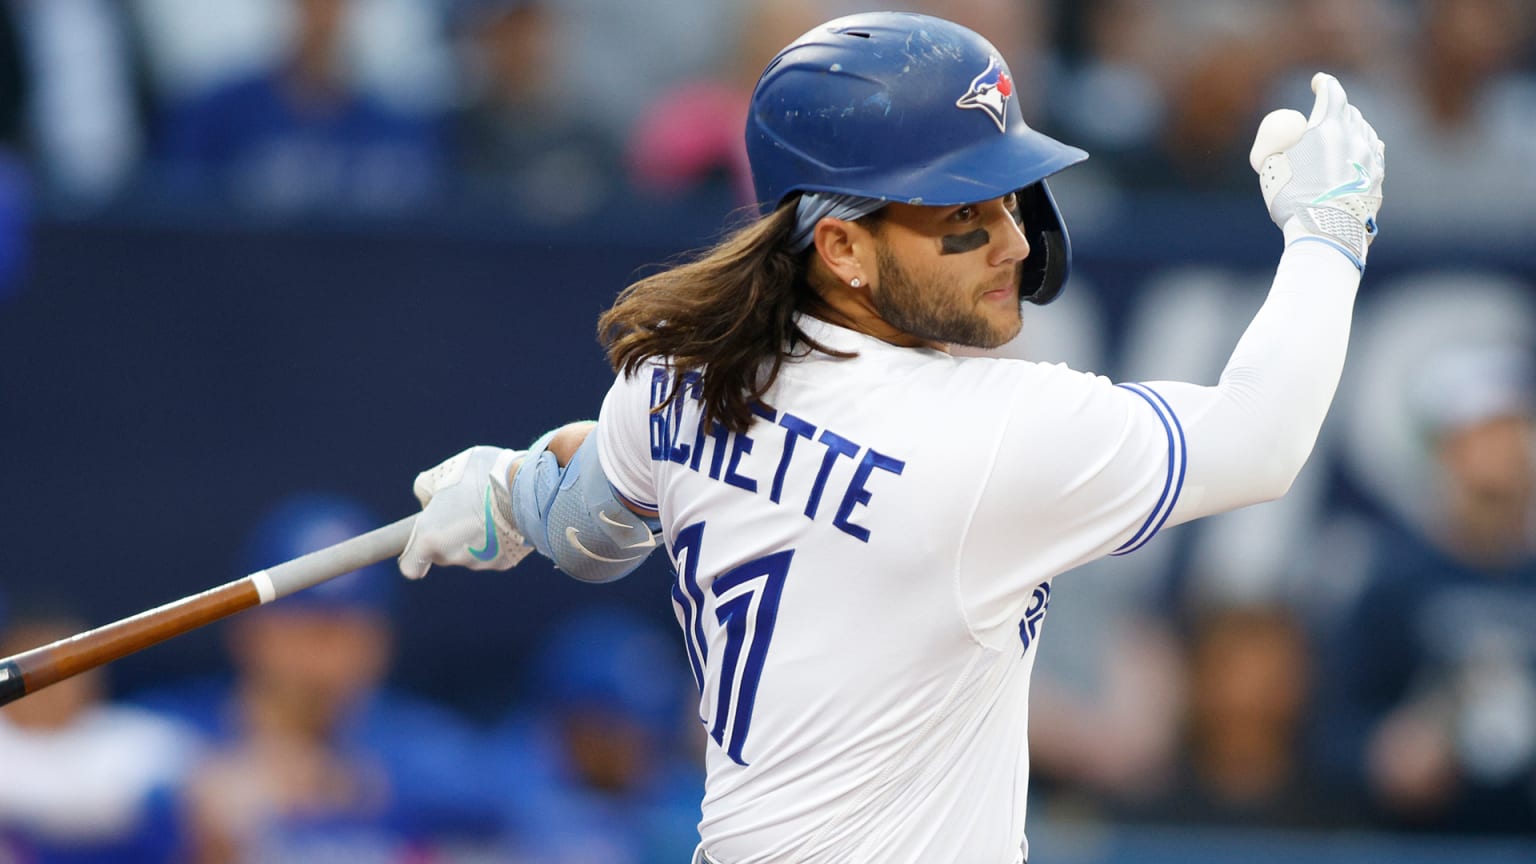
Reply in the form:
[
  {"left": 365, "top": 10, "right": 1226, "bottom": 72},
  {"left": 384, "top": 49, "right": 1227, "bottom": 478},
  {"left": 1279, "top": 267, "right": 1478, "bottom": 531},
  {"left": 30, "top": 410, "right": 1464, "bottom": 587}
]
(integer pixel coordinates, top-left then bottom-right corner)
[{"left": 0, "top": 515, "right": 417, "bottom": 707}]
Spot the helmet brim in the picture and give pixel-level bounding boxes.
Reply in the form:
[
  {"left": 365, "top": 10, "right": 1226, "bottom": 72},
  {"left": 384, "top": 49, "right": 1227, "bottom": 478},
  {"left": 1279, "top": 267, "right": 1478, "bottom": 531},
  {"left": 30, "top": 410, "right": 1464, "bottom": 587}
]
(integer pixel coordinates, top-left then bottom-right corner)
[{"left": 782, "top": 123, "right": 1087, "bottom": 209}]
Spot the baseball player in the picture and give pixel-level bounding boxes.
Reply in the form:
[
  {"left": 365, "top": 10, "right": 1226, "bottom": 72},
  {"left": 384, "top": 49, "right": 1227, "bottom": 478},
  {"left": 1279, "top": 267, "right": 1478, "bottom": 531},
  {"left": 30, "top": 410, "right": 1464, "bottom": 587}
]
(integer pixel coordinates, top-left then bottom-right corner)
[{"left": 397, "top": 12, "right": 1383, "bottom": 864}]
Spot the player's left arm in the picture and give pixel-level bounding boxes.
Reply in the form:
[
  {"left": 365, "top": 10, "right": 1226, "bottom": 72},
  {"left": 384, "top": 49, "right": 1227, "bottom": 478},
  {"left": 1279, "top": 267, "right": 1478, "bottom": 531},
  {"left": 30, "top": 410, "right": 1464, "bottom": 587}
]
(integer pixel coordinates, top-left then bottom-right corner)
[
  {"left": 1141, "top": 72, "right": 1383, "bottom": 527},
  {"left": 1144, "top": 241, "right": 1358, "bottom": 527},
  {"left": 397, "top": 421, "right": 661, "bottom": 583},
  {"left": 969, "top": 74, "right": 1380, "bottom": 578}
]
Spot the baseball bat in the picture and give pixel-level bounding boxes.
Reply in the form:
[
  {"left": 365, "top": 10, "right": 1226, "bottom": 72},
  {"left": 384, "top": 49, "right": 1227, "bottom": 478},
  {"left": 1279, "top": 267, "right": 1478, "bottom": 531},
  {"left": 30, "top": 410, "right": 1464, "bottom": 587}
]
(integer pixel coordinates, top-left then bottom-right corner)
[{"left": 0, "top": 514, "right": 417, "bottom": 708}]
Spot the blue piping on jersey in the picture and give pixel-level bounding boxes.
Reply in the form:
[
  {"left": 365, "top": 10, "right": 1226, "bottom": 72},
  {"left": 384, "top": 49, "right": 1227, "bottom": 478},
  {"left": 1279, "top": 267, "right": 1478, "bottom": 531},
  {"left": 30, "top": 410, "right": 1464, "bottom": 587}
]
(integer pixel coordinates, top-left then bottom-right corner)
[
  {"left": 1111, "top": 383, "right": 1187, "bottom": 556},
  {"left": 612, "top": 485, "right": 659, "bottom": 514}
]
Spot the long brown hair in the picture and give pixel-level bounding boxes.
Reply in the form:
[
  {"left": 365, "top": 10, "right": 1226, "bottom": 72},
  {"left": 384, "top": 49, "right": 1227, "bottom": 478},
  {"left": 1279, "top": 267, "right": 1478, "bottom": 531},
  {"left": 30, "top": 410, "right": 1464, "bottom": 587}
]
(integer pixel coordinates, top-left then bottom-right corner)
[{"left": 598, "top": 199, "right": 852, "bottom": 434}]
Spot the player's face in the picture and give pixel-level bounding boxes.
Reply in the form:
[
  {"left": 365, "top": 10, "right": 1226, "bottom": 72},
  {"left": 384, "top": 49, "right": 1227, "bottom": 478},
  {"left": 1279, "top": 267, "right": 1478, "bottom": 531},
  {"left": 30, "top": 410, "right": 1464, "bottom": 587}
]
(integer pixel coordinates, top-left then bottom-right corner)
[{"left": 868, "top": 193, "right": 1030, "bottom": 349}]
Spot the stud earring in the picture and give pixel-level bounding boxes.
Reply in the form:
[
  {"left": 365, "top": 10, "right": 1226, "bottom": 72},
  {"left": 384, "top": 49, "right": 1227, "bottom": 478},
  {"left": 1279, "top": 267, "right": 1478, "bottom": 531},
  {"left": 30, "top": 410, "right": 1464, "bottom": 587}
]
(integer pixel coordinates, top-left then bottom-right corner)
[{"left": 851, "top": 278, "right": 862, "bottom": 288}]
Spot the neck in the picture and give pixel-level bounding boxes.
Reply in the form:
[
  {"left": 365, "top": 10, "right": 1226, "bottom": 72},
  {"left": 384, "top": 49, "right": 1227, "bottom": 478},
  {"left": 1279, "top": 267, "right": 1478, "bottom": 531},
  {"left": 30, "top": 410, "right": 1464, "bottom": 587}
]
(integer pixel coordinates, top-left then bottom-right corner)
[{"left": 807, "top": 278, "right": 945, "bottom": 351}]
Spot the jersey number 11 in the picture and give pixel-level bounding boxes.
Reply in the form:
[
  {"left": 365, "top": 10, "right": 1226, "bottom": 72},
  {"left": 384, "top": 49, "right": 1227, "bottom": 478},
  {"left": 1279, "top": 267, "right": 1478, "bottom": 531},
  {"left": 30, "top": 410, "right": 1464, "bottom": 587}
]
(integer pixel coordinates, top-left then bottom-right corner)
[{"left": 671, "top": 521, "right": 793, "bottom": 766}]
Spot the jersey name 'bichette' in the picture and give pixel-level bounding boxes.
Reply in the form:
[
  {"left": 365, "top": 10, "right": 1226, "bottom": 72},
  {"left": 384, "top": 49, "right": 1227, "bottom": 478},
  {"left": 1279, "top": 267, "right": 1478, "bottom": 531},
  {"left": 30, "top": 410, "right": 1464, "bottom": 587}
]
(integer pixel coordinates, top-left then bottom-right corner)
[{"left": 646, "top": 367, "right": 906, "bottom": 543}]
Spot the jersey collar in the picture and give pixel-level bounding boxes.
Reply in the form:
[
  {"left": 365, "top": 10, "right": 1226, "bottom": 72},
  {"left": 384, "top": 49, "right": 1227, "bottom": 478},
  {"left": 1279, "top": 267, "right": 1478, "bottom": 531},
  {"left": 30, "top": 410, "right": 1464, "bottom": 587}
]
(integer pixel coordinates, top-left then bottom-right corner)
[{"left": 794, "top": 313, "right": 953, "bottom": 360}]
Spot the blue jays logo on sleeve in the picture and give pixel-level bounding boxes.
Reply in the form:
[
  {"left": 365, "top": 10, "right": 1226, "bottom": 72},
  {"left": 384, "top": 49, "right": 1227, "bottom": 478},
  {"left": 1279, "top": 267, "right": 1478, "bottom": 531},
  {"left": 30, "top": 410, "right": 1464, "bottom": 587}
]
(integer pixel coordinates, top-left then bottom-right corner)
[
  {"left": 1018, "top": 582, "right": 1052, "bottom": 655},
  {"left": 955, "top": 57, "right": 1012, "bottom": 133}
]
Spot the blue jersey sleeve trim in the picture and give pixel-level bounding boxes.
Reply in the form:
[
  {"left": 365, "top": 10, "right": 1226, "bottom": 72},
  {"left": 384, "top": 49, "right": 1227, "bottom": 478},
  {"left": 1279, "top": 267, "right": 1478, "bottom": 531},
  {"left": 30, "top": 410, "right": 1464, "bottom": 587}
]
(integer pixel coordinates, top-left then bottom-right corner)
[
  {"left": 612, "top": 485, "right": 659, "bottom": 514},
  {"left": 1111, "top": 383, "right": 1187, "bottom": 556}
]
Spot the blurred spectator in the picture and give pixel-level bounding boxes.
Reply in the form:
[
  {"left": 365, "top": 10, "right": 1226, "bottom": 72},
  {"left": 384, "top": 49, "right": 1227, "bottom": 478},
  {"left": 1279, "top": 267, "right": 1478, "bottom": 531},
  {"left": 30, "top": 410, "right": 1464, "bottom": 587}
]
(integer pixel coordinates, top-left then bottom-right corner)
[
  {"left": 1119, "top": 1, "right": 1285, "bottom": 195},
  {"left": 155, "top": 0, "right": 443, "bottom": 214},
  {"left": 626, "top": 0, "right": 822, "bottom": 208},
  {"left": 449, "top": 0, "right": 622, "bottom": 224},
  {"left": 1120, "top": 604, "right": 1357, "bottom": 829},
  {"left": 335, "top": 0, "right": 456, "bottom": 118},
  {"left": 130, "top": 0, "right": 289, "bottom": 108},
  {"left": 1037, "top": 0, "right": 1387, "bottom": 216},
  {"left": 1331, "top": 271, "right": 1536, "bottom": 576},
  {"left": 1027, "top": 558, "right": 1185, "bottom": 815},
  {"left": 550, "top": 0, "right": 738, "bottom": 149},
  {"left": 142, "top": 493, "right": 495, "bottom": 862},
  {"left": 484, "top": 606, "right": 702, "bottom": 864},
  {"left": 1047, "top": 0, "right": 1287, "bottom": 196},
  {"left": 1051, "top": 0, "right": 1168, "bottom": 164},
  {"left": 1271, "top": 0, "right": 1403, "bottom": 90},
  {"left": 1327, "top": 0, "right": 1535, "bottom": 243},
  {"left": 131, "top": 0, "right": 452, "bottom": 125},
  {"left": 1320, "top": 343, "right": 1536, "bottom": 834},
  {"left": 0, "top": 604, "right": 198, "bottom": 862},
  {"left": 0, "top": 0, "right": 146, "bottom": 208}
]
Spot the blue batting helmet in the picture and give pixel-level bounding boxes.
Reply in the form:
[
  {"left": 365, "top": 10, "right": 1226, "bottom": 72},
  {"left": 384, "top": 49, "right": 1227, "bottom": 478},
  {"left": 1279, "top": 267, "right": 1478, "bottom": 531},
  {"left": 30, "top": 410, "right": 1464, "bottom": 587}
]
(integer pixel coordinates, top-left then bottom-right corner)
[{"left": 747, "top": 12, "right": 1088, "bottom": 304}]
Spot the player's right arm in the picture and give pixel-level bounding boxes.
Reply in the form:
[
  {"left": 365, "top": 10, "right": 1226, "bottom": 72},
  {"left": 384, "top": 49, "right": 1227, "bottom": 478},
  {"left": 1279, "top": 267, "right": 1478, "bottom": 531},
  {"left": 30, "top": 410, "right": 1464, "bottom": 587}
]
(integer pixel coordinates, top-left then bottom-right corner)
[{"left": 395, "top": 408, "right": 661, "bottom": 583}]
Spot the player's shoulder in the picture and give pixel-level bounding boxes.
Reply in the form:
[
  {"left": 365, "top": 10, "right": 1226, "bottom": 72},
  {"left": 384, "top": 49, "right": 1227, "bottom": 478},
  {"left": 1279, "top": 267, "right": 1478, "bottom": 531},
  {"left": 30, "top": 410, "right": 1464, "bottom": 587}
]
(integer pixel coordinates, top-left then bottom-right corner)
[
  {"left": 928, "top": 356, "right": 1149, "bottom": 457},
  {"left": 940, "top": 354, "right": 1112, "bottom": 402},
  {"left": 601, "top": 360, "right": 667, "bottom": 407}
]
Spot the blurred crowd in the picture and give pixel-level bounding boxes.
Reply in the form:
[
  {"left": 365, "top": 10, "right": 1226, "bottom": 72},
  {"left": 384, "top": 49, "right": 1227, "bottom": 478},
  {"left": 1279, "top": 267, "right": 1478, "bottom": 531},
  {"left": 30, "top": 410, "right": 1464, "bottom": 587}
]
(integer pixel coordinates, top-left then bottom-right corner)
[
  {"left": 2, "top": 0, "right": 1535, "bottom": 861},
  {"left": 2, "top": 495, "right": 706, "bottom": 863},
  {"left": 0, "top": 0, "right": 1529, "bottom": 238}
]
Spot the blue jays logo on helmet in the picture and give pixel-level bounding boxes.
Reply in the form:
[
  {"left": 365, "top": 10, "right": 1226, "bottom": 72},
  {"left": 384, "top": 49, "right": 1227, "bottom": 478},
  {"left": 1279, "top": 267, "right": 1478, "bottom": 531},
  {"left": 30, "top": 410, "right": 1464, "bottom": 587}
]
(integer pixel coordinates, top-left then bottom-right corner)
[{"left": 956, "top": 57, "right": 1013, "bottom": 133}]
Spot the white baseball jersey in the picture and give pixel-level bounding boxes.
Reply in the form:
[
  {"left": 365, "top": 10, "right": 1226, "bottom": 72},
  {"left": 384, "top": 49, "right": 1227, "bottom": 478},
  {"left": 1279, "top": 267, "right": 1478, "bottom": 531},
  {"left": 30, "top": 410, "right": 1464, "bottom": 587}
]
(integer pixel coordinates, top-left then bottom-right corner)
[
  {"left": 597, "top": 316, "right": 1181, "bottom": 863},
  {"left": 593, "top": 240, "right": 1357, "bottom": 864}
]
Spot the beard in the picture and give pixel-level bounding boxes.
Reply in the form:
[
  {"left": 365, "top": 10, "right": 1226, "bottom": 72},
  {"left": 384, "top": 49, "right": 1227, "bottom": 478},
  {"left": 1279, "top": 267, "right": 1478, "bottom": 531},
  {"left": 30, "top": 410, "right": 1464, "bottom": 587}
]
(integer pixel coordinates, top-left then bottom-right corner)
[{"left": 871, "top": 245, "right": 1023, "bottom": 349}]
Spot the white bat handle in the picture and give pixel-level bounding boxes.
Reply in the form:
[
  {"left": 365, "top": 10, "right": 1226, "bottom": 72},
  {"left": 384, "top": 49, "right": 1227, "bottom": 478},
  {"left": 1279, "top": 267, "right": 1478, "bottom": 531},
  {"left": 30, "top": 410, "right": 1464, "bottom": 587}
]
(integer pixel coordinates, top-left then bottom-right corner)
[{"left": 254, "top": 514, "right": 417, "bottom": 603}]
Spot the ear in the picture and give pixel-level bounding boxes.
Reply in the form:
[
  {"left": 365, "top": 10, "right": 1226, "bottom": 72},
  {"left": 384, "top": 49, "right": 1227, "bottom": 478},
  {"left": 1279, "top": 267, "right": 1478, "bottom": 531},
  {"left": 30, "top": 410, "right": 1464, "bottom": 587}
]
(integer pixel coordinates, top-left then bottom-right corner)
[{"left": 811, "top": 217, "right": 876, "bottom": 289}]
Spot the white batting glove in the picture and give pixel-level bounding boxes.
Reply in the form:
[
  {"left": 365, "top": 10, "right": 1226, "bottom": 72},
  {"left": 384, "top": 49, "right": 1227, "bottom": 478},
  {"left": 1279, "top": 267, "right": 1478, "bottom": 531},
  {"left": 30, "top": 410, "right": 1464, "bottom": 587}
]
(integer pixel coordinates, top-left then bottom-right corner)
[
  {"left": 398, "top": 446, "right": 534, "bottom": 580},
  {"left": 1250, "top": 72, "right": 1385, "bottom": 268}
]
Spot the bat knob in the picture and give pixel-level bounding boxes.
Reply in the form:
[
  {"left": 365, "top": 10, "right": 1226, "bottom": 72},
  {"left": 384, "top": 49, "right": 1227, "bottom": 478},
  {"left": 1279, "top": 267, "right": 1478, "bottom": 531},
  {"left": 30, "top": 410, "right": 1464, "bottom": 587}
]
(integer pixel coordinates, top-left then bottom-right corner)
[{"left": 0, "top": 660, "right": 24, "bottom": 707}]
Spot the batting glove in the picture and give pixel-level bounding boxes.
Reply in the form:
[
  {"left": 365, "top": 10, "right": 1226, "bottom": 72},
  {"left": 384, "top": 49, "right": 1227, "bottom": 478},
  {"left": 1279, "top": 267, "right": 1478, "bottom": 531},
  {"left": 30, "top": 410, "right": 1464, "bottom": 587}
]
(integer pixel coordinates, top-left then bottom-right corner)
[
  {"left": 398, "top": 446, "right": 534, "bottom": 579},
  {"left": 1250, "top": 72, "right": 1385, "bottom": 269}
]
